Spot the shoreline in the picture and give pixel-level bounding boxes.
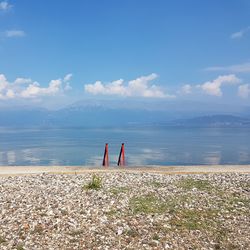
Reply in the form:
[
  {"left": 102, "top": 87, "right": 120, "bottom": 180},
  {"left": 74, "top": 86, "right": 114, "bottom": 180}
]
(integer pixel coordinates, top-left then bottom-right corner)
[{"left": 0, "top": 164, "right": 250, "bottom": 176}]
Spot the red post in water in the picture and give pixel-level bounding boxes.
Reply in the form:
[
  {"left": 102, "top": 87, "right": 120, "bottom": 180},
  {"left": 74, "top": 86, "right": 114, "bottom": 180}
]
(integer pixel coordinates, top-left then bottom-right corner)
[
  {"left": 117, "top": 143, "right": 125, "bottom": 166},
  {"left": 102, "top": 143, "right": 109, "bottom": 167}
]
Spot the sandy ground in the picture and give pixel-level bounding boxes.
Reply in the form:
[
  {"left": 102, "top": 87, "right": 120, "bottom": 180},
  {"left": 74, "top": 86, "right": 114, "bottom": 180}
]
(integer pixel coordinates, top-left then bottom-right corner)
[{"left": 0, "top": 165, "right": 249, "bottom": 176}]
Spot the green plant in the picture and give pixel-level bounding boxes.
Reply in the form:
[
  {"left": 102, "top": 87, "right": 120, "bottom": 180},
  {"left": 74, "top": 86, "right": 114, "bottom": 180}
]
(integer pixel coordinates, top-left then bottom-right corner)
[
  {"left": 125, "top": 229, "right": 138, "bottom": 237},
  {"left": 152, "top": 234, "right": 160, "bottom": 241},
  {"left": 31, "top": 225, "right": 44, "bottom": 234},
  {"left": 68, "top": 229, "right": 84, "bottom": 236},
  {"left": 150, "top": 181, "right": 165, "bottom": 188},
  {"left": 84, "top": 174, "right": 102, "bottom": 190},
  {"left": 177, "top": 178, "right": 213, "bottom": 191},
  {"left": 129, "top": 194, "right": 167, "bottom": 214},
  {"left": 16, "top": 244, "right": 25, "bottom": 250},
  {"left": 105, "top": 209, "right": 117, "bottom": 216},
  {"left": 0, "top": 236, "right": 6, "bottom": 244},
  {"left": 110, "top": 186, "right": 129, "bottom": 195},
  {"left": 169, "top": 208, "right": 218, "bottom": 231}
]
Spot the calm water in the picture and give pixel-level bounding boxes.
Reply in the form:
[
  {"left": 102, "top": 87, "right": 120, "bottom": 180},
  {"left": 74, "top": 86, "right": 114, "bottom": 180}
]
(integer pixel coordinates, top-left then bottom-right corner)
[{"left": 0, "top": 127, "right": 250, "bottom": 166}]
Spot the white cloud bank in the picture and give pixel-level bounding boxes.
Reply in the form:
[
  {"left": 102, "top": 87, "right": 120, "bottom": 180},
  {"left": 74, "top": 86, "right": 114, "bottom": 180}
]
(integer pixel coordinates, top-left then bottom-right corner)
[
  {"left": 85, "top": 73, "right": 175, "bottom": 98},
  {"left": 205, "top": 62, "right": 250, "bottom": 73},
  {"left": 238, "top": 84, "right": 250, "bottom": 99},
  {"left": 231, "top": 26, "right": 250, "bottom": 39},
  {"left": 180, "top": 74, "right": 250, "bottom": 99},
  {"left": 0, "top": 1, "right": 12, "bottom": 10},
  {"left": 197, "top": 74, "right": 240, "bottom": 96},
  {"left": 0, "top": 73, "right": 72, "bottom": 100},
  {"left": 197, "top": 74, "right": 241, "bottom": 97}
]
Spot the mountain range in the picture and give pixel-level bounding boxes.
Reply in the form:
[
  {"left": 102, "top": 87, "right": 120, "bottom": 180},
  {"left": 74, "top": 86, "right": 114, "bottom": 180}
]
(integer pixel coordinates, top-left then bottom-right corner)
[{"left": 0, "top": 99, "right": 250, "bottom": 128}]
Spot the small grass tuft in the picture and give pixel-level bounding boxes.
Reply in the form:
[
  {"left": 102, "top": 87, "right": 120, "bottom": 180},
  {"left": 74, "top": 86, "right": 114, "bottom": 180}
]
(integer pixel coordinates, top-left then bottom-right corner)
[
  {"left": 68, "top": 229, "right": 84, "bottom": 236},
  {"left": 105, "top": 209, "right": 117, "bottom": 216},
  {"left": 110, "top": 186, "right": 129, "bottom": 195},
  {"left": 227, "top": 196, "right": 249, "bottom": 208},
  {"left": 16, "top": 244, "right": 25, "bottom": 250},
  {"left": 152, "top": 234, "right": 160, "bottom": 241},
  {"left": 31, "top": 225, "right": 44, "bottom": 234},
  {"left": 125, "top": 229, "right": 139, "bottom": 237},
  {"left": 84, "top": 174, "right": 102, "bottom": 190},
  {"left": 0, "top": 236, "right": 6, "bottom": 244},
  {"left": 129, "top": 194, "right": 167, "bottom": 214},
  {"left": 177, "top": 178, "right": 213, "bottom": 191},
  {"left": 170, "top": 208, "right": 218, "bottom": 231},
  {"left": 217, "top": 193, "right": 250, "bottom": 214},
  {"left": 61, "top": 209, "right": 68, "bottom": 216},
  {"left": 150, "top": 181, "right": 165, "bottom": 188}
]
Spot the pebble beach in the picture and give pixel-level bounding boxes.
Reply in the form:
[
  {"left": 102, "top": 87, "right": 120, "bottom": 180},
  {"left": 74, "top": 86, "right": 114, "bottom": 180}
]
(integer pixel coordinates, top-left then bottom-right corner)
[{"left": 0, "top": 169, "right": 249, "bottom": 249}]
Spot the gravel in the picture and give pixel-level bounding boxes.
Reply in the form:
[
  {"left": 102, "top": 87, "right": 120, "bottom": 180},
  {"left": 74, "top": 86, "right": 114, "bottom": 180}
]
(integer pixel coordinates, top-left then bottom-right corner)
[{"left": 0, "top": 172, "right": 249, "bottom": 249}]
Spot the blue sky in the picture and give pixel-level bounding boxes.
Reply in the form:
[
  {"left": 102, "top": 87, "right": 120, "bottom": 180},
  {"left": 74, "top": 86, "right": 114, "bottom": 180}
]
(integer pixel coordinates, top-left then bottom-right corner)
[{"left": 0, "top": 0, "right": 250, "bottom": 109}]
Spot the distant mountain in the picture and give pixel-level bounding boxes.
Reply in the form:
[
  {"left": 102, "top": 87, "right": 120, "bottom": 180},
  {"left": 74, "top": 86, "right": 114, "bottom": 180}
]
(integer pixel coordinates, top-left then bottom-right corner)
[
  {"left": 0, "top": 106, "right": 169, "bottom": 127},
  {"left": 0, "top": 108, "right": 51, "bottom": 127},
  {"left": 168, "top": 115, "right": 250, "bottom": 127},
  {"left": 0, "top": 100, "right": 250, "bottom": 128},
  {"left": 48, "top": 107, "right": 169, "bottom": 127}
]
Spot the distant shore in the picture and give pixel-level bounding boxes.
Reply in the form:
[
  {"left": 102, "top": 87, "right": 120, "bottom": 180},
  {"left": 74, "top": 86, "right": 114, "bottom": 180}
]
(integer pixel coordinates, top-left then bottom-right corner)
[{"left": 0, "top": 164, "right": 249, "bottom": 176}]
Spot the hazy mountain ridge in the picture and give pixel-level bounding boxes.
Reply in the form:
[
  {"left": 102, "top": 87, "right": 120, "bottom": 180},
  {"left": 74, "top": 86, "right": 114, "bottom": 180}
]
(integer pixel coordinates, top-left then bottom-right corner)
[
  {"left": 167, "top": 115, "right": 250, "bottom": 127},
  {"left": 0, "top": 101, "right": 250, "bottom": 127}
]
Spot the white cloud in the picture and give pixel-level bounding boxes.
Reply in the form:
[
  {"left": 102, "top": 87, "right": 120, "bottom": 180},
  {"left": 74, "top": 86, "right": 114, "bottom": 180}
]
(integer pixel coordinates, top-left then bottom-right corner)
[
  {"left": 85, "top": 73, "right": 175, "bottom": 98},
  {"left": 20, "top": 80, "right": 62, "bottom": 98},
  {"left": 231, "top": 26, "right": 250, "bottom": 39},
  {"left": 5, "top": 30, "right": 25, "bottom": 38},
  {"left": 205, "top": 62, "right": 250, "bottom": 73},
  {"left": 64, "top": 82, "right": 72, "bottom": 91},
  {"left": 0, "top": 74, "right": 8, "bottom": 91},
  {"left": 238, "top": 84, "right": 250, "bottom": 99},
  {"left": 63, "top": 73, "right": 73, "bottom": 82},
  {"left": 0, "top": 1, "right": 12, "bottom": 10},
  {"left": 179, "top": 84, "right": 192, "bottom": 95},
  {"left": 6, "top": 89, "right": 15, "bottom": 98},
  {"left": 86, "top": 79, "right": 128, "bottom": 96},
  {"left": 231, "top": 31, "right": 244, "bottom": 39},
  {"left": 62, "top": 74, "right": 73, "bottom": 90},
  {"left": 0, "top": 73, "right": 72, "bottom": 100},
  {"left": 197, "top": 74, "right": 241, "bottom": 97},
  {"left": 14, "top": 78, "right": 33, "bottom": 84}
]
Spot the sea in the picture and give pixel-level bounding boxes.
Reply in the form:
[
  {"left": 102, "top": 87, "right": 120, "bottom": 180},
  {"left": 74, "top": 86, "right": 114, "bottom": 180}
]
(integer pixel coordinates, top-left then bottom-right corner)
[{"left": 0, "top": 126, "right": 250, "bottom": 166}]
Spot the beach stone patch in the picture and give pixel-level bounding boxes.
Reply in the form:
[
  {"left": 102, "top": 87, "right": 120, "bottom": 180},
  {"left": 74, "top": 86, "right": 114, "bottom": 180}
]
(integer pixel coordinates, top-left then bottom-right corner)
[{"left": 0, "top": 172, "right": 249, "bottom": 249}]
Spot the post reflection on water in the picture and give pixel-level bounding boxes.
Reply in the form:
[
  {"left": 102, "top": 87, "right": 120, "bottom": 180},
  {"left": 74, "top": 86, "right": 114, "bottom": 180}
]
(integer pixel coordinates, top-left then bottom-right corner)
[{"left": 0, "top": 127, "right": 250, "bottom": 166}]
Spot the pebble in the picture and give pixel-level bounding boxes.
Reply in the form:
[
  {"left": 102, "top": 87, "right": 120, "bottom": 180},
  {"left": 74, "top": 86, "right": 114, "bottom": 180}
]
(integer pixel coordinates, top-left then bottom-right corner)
[{"left": 0, "top": 172, "right": 249, "bottom": 249}]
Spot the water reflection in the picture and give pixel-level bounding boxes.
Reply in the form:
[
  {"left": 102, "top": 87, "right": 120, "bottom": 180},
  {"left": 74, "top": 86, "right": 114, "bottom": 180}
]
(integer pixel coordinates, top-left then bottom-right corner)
[
  {"left": 238, "top": 149, "right": 250, "bottom": 163},
  {"left": 127, "top": 148, "right": 165, "bottom": 166},
  {"left": 86, "top": 154, "right": 118, "bottom": 166},
  {"left": 22, "top": 149, "right": 40, "bottom": 164},
  {"left": 203, "top": 152, "right": 221, "bottom": 165},
  {"left": 7, "top": 151, "right": 16, "bottom": 165},
  {"left": 50, "top": 159, "right": 61, "bottom": 166},
  {"left": 0, "top": 127, "right": 250, "bottom": 166}
]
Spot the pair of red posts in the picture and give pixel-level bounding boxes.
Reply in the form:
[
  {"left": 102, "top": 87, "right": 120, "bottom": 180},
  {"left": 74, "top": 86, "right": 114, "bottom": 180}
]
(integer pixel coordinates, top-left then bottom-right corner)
[{"left": 102, "top": 143, "right": 125, "bottom": 167}]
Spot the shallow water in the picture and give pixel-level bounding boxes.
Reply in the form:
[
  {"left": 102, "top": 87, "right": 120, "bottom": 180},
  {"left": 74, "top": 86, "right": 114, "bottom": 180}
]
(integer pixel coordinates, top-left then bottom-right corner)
[{"left": 0, "top": 127, "right": 250, "bottom": 166}]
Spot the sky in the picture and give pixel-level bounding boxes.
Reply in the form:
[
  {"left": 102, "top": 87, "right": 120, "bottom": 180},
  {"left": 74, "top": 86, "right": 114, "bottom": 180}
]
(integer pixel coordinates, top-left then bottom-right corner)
[{"left": 0, "top": 0, "right": 250, "bottom": 109}]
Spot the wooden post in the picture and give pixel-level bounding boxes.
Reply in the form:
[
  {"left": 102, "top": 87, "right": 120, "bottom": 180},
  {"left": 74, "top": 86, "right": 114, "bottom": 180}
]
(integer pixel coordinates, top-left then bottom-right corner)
[
  {"left": 118, "top": 143, "right": 125, "bottom": 166},
  {"left": 102, "top": 143, "right": 109, "bottom": 167}
]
